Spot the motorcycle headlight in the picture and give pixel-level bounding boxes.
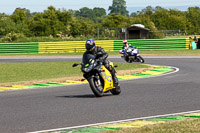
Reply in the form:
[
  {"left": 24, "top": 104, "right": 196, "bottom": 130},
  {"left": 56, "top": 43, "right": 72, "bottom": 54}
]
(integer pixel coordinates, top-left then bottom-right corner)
[
  {"left": 82, "top": 67, "right": 93, "bottom": 73},
  {"left": 82, "top": 68, "right": 88, "bottom": 73}
]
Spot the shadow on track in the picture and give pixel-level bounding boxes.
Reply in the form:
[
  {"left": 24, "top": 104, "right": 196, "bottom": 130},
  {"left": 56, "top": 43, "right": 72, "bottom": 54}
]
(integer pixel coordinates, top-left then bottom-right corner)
[{"left": 56, "top": 94, "right": 113, "bottom": 98}]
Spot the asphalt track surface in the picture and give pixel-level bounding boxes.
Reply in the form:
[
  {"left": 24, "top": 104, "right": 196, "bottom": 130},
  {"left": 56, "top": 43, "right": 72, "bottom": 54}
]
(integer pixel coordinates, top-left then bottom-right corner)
[{"left": 0, "top": 56, "right": 200, "bottom": 133}]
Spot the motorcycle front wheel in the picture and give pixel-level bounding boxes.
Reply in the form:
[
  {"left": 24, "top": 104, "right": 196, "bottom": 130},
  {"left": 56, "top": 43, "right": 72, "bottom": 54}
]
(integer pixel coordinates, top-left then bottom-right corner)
[
  {"left": 137, "top": 56, "right": 145, "bottom": 63},
  {"left": 88, "top": 77, "right": 104, "bottom": 97}
]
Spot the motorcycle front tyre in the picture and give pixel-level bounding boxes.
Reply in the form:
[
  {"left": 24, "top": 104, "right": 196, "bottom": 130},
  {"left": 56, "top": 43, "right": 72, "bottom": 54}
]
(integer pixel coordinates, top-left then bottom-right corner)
[
  {"left": 88, "top": 77, "right": 103, "bottom": 97},
  {"left": 137, "top": 56, "right": 145, "bottom": 63},
  {"left": 110, "top": 85, "right": 121, "bottom": 95}
]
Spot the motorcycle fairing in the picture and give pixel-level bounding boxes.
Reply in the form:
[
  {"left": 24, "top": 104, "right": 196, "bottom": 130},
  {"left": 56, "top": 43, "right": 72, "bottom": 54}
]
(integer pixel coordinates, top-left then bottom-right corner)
[{"left": 100, "top": 65, "right": 114, "bottom": 92}]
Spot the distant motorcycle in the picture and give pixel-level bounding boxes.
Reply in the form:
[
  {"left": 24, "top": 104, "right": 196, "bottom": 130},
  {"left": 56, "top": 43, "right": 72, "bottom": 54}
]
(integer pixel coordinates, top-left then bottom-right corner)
[
  {"left": 72, "top": 53, "right": 121, "bottom": 97},
  {"left": 120, "top": 48, "right": 145, "bottom": 63}
]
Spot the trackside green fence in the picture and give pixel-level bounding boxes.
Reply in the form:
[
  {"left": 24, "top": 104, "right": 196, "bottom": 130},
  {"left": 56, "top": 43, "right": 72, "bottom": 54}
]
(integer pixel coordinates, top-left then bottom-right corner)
[
  {"left": 0, "top": 42, "right": 39, "bottom": 54},
  {"left": 114, "top": 38, "right": 187, "bottom": 51},
  {"left": 0, "top": 38, "right": 188, "bottom": 54}
]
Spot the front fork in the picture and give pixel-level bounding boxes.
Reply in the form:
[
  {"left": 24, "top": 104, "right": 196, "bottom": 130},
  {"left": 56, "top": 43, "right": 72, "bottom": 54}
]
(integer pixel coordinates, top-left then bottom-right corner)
[{"left": 84, "top": 73, "right": 102, "bottom": 85}]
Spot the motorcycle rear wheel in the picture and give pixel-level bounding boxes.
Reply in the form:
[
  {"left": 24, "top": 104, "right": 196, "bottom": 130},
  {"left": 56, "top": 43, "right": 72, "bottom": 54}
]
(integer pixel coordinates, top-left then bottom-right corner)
[
  {"left": 125, "top": 56, "right": 132, "bottom": 63},
  {"left": 110, "top": 85, "right": 121, "bottom": 95},
  {"left": 88, "top": 77, "right": 103, "bottom": 97}
]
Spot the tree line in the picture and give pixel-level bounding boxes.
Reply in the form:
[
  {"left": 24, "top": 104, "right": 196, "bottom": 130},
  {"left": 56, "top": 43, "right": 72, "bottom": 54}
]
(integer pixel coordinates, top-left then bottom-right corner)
[{"left": 0, "top": 0, "right": 200, "bottom": 42}]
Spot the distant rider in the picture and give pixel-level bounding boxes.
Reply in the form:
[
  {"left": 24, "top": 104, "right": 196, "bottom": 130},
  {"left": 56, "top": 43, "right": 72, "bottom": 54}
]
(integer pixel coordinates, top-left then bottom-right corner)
[
  {"left": 84, "top": 39, "right": 119, "bottom": 87},
  {"left": 121, "top": 39, "right": 138, "bottom": 55},
  {"left": 194, "top": 35, "right": 199, "bottom": 48},
  {"left": 122, "top": 40, "right": 134, "bottom": 50},
  {"left": 120, "top": 40, "right": 135, "bottom": 55}
]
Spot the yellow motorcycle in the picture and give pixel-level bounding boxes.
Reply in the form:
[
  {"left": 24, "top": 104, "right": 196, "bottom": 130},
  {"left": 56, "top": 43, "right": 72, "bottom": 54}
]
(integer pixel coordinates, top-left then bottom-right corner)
[{"left": 72, "top": 54, "right": 121, "bottom": 97}]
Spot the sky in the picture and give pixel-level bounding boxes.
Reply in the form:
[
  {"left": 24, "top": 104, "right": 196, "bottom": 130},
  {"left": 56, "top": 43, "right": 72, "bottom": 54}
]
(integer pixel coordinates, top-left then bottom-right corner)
[{"left": 1, "top": 0, "right": 200, "bottom": 14}]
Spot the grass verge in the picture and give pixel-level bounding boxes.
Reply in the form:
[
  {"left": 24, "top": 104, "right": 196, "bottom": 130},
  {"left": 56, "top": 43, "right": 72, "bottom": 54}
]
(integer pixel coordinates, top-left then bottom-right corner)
[
  {"left": 103, "top": 118, "right": 200, "bottom": 133},
  {"left": 140, "top": 49, "right": 200, "bottom": 56},
  {"left": 0, "top": 62, "right": 150, "bottom": 85}
]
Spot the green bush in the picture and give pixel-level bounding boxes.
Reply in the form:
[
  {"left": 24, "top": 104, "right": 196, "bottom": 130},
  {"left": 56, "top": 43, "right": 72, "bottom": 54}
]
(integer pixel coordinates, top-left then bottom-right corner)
[{"left": 0, "top": 32, "right": 25, "bottom": 42}]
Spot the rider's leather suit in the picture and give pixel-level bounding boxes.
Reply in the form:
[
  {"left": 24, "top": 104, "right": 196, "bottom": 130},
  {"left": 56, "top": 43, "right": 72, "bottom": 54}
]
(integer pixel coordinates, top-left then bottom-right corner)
[{"left": 83, "top": 46, "right": 118, "bottom": 85}]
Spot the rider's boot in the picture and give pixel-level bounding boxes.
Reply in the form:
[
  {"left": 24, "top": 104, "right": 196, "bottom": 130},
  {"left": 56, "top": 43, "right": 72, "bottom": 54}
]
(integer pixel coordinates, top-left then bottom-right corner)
[
  {"left": 110, "top": 68, "right": 119, "bottom": 87},
  {"left": 134, "top": 55, "right": 137, "bottom": 61},
  {"left": 106, "top": 62, "right": 119, "bottom": 87}
]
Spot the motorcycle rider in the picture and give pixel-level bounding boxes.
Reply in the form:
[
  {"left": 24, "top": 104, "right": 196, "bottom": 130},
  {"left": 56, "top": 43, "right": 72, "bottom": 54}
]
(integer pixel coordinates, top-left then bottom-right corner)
[
  {"left": 120, "top": 40, "right": 135, "bottom": 54},
  {"left": 122, "top": 40, "right": 134, "bottom": 50},
  {"left": 120, "top": 40, "right": 138, "bottom": 61},
  {"left": 84, "top": 39, "right": 119, "bottom": 87}
]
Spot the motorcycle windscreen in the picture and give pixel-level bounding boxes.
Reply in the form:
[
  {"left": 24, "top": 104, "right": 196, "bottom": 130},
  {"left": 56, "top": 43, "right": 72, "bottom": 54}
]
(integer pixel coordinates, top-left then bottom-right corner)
[
  {"left": 82, "top": 53, "right": 96, "bottom": 65},
  {"left": 81, "top": 53, "right": 96, "bottom": 72}
]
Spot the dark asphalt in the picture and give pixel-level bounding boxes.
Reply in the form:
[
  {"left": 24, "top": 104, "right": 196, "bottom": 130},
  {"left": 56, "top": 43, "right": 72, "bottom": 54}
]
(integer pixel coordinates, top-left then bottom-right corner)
[{"left": 0, "top": 57, "right": 200, "bottom": 133}]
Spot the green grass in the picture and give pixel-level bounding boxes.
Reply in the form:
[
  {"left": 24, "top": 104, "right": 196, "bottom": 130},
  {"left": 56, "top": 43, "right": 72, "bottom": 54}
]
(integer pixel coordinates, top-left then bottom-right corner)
[
  {"left": 140, "top": 49, "right": 200, "bottom": 56},
  {"left": 0, "top": 62, "right": 149, "bottom": 83},
  {"left": 0, "top": 49, "right": 200, "bottom": 56},
  {"left": 103, "top": 118, "right": 200, "bottom": 133},
  {"left": 109, "top": 49, "right": 200, "bottom": 56}
]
